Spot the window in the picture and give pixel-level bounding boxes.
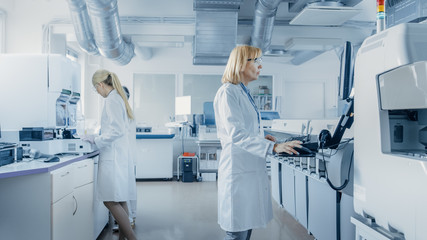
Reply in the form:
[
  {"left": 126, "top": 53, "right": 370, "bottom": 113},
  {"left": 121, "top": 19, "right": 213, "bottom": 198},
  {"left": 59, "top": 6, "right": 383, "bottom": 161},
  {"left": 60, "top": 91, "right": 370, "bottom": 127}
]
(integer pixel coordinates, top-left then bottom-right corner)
[
  {"left": 182, "top": 74, "right": 222, "bottom": 114},
  {"left": 133, "top": 74, "right": 175, "bottom": 131}
]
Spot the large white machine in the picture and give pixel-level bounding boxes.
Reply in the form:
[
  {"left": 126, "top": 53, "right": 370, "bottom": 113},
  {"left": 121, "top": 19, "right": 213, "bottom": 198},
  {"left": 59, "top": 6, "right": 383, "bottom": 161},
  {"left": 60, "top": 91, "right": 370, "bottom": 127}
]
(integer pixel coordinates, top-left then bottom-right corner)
[
  {"left": 0, "top": 54, "right": 81, "bottom": 131},
  {"left": 353, "top": 23, "right": 427, "bottom": 239},
  {"left": 0, "top": 54, "right": 94, "bottom": 155}
]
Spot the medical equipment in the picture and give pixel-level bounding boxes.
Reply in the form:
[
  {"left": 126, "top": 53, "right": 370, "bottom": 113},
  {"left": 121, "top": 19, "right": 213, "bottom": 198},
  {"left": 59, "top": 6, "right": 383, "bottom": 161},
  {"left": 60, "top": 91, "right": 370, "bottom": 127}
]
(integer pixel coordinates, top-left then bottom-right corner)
[
  {"left": 352, "top": 23, "right": 427, "bottom": 240},
  {"left": 0, "top": 54, "right": 81, "bottom": 131},
  {"left": 0, "top": 142, "right": 18, "bottom": 166},
  {"left": 268, "top": 118, "right": 355, "bottom": 240},
  {"left": 19, "top": 139, "right": 94, "bottom": 155},
  {"left": 19, "top": 127, "right": 55, "bottom": 141}
]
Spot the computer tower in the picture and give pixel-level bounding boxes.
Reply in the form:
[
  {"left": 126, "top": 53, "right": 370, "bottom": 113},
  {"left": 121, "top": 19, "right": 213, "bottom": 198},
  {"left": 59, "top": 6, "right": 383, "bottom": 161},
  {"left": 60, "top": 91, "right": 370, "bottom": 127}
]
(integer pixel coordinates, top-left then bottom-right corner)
[{"left": 182, "top": 158, "right": 194, "bottom": 182}]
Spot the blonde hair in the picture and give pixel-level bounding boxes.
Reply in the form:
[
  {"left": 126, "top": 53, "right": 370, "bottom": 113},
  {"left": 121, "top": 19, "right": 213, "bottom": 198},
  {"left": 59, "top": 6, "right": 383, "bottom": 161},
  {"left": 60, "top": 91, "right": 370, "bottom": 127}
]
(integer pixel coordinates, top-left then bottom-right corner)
[
  {"left": 221, "top": 45, "right": 262, "bottom": 84},
  {"left": 92, "top": 69, "right": 134, "bottom": 120}
]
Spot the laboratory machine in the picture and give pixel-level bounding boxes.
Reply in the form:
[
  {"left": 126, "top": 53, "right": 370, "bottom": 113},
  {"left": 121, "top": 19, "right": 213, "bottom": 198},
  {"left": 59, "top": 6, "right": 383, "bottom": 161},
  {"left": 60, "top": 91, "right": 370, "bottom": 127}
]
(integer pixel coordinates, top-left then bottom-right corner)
[
  {"left": 0, "top": 54, "right": 93, "bottom": 155},
  {"left": 352, "top": 23, "right": 427, "bottom": 240},
  {"left": 267, "top": 116, "right": 355, "bottom": 240},
  {"left": 0, "top": 54, "right": 81, "bottom": 131}
]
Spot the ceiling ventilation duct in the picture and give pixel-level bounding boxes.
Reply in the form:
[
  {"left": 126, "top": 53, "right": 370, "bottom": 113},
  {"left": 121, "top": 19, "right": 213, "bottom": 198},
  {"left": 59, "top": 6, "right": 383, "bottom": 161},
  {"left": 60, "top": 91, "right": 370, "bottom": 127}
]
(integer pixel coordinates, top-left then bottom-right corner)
[
  {"left": 67, "top": 0, "right": 99, "bottom": 55},
  {"left": 250, "top": 0, "right": 363, "bottom": 65},
  {"left": 67, "top": 0, "right": 138, "bottom": 65},
  {"left": 86, "top": 0, "right": 134, "bottom": 65},
  {"left": 250, "top": 0, "right": 283, "bottom": 52},
  {"left": 193, "top": 0, "right": 243, "bottom": 65}
]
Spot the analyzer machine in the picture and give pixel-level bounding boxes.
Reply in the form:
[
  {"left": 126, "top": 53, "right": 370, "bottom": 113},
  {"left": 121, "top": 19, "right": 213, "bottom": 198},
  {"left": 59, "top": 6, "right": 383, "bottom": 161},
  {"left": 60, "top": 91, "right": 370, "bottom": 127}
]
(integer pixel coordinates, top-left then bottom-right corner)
[{"left": 352, "top": 23, "right": 427, "bottom": 240}]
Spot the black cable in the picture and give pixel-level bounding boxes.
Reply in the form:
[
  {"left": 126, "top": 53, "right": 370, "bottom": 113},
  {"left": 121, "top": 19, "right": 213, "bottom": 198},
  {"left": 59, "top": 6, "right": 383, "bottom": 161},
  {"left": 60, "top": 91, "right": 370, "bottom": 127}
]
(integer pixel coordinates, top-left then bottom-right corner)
[
  {"left": 322, "top": 137, "right": 354, "bottom": 150},
  {"left": 326, "top": 138, "right": 354, "bottom": 157},
  {"left": 322, "top": 147, "right": 354, "bottom": 191}
]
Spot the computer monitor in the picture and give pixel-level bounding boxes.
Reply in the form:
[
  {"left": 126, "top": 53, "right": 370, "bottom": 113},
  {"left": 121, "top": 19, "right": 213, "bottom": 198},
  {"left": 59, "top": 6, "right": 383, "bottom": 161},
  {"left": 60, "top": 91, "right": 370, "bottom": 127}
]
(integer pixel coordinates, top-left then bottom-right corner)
[{"left": 338, "top": 41, "right": 354, "bottom": 101}]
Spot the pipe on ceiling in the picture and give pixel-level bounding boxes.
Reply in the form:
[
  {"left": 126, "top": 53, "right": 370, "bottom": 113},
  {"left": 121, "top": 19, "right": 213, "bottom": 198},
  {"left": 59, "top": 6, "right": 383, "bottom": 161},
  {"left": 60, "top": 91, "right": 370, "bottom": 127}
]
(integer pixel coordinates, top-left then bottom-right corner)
[
  {"left": 85, "top": 0, "right": 135, "bottom": 65},
  {"left": 66, "top": 0, "right": 99, "bottom": 55},
  {"left": 250, "top": 0, "right": 283, "bottom": 52},
  {"left": 68, "top": 0, "right": 149, "bottom": 65}
]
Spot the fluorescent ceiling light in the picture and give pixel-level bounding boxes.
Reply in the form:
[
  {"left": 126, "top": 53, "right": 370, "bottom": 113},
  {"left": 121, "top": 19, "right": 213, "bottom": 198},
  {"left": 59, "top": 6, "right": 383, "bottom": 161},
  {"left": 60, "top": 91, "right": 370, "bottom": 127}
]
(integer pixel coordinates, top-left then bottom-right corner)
[
  {"left": 132, "top": 35, "right": 185, "bottom": 48},
  {"left": 284, "top": 37, "right": 342, "bottom": 51},
  {"left": 290, "top": 6, "right": 361, "bottom": 26},
  {"left": 136, "top": 42, "right": 184, "bottom": 48}
]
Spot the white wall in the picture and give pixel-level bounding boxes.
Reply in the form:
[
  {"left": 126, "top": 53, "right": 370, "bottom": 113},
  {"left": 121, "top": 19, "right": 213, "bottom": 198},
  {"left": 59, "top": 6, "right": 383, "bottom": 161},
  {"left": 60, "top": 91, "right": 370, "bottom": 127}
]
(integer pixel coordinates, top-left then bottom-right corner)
[
  {"left": 0, "top": 0, "right": 368, "bottom": 124},
  {"left": 0, "top": 0, "right": 70, "bottom": 53}
]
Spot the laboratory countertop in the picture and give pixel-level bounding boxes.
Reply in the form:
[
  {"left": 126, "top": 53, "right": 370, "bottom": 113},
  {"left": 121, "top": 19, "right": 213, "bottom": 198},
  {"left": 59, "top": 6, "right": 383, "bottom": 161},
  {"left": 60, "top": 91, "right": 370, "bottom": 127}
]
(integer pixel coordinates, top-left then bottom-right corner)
[
  {"left": 196, "top": 139, "right": 221, "bottom": 144},
  {"left": 136, "top": 133, "right": 175, "bottom": 139},
  {"left": 0, "top": 151, "right": 99, "bottom": 180}
]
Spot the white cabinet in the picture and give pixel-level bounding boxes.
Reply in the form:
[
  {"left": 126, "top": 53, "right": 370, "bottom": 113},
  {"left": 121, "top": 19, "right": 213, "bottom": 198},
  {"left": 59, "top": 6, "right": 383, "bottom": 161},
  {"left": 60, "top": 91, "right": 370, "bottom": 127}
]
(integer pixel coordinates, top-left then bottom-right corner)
[
  {"left": 52, "top": 193, "right": 74, "bottom": 240},
  {"left": 282, "top": 163, "right": 296, "bottom": 217},
  {"left": 51, "top": 164, "right": 75, "bottom": 240},
  {"left": 135, "top": 137, "right": 173, "bottom": 179},
  {"left": 73, "top": 183, "right": 95, "bottom": 239},
  {"left": 269, "top": 155, "right": 282, "bottom": 206},
  {"left": 0, "top": 156, "right": 106, "bottom": 240},
  {"left": 50, "top": 158, "right": 95, "bottom": 240},
  {"left": 93, "top": 156, "right": 109, "bottom": 239},
  {"left": 72, "top": 159, "right": 95, "bottom": 240}
]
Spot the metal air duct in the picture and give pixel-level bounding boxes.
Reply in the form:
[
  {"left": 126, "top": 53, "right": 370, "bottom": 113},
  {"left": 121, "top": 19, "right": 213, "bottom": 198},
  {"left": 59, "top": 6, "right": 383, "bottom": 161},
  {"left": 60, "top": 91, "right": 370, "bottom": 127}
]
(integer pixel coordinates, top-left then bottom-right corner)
[
  {"left": 66, "top": 0, "right": 99, "bottom": 55},
  {"left": 250, "top": 0, "right": 283, "bottom": 52},
  {"left": 85, "top": 0, "right": 135, "bottom": 65},
  {"left": 193, "top": 0, "right": 243, "bottom": 65}
]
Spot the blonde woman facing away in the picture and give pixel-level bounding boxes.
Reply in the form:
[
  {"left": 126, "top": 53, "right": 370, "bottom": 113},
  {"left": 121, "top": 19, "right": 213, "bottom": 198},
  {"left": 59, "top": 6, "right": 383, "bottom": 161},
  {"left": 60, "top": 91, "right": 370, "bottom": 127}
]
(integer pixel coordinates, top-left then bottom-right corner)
[
  {"left": 84, "top": 69, "right": 137, "bottom": 240},
  {"left": 214, "top": 45, "right": 302, "bottom": 240}
]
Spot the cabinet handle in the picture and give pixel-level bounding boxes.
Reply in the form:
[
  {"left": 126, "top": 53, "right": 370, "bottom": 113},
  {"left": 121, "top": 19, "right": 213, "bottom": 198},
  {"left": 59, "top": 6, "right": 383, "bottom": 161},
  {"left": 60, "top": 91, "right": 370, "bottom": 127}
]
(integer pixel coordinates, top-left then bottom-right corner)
[
  {"left": 78, "top": 165, "right": 88, "bottom": 169},
  {"left": 61, "top": 171, "right": 70, "bottom": 177},
  {"left": 72, "top": 195, "right": 78, "bottom": 216}
]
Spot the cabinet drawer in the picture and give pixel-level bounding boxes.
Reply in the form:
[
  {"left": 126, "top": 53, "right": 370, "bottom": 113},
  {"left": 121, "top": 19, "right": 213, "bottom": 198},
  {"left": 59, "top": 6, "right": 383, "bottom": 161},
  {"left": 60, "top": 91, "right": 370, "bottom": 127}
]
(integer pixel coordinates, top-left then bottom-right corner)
[
  {"left": 51, "top": 165, "right": 74, "bottom": 203},
  {"left": 52, "top": 193, "right": 74, "bottom": 240},
  {"left": 73, "top": 158, "right": 94, "bottom": 188}
]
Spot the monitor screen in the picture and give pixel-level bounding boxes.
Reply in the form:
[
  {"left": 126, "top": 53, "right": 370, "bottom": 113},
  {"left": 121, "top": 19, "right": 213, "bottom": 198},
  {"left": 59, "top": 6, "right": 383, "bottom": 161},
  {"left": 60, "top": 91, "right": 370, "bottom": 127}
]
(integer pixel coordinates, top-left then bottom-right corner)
[{"left": 338, "top": 41, "right": 355, "bottom": 100}]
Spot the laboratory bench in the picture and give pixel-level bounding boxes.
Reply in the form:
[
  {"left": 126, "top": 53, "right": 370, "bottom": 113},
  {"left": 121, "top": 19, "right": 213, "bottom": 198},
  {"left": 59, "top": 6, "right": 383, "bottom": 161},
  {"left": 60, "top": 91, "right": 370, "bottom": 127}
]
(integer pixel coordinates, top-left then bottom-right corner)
[{"left": 0, "top": 151, "right": 108, "bottom": 240}]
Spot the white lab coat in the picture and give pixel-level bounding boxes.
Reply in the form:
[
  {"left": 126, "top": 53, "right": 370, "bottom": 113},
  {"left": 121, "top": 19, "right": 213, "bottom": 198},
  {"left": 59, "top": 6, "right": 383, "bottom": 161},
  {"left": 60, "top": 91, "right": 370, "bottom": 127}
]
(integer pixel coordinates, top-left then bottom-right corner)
[
  {"left": 214, "top": 82, "right": 274, "bottom": 232},
  {"left": 127, "top": 118, "right": 138, "bottom": 218},
  {"left": 94, "top": 89, "right": 136, "bottom": 202}
]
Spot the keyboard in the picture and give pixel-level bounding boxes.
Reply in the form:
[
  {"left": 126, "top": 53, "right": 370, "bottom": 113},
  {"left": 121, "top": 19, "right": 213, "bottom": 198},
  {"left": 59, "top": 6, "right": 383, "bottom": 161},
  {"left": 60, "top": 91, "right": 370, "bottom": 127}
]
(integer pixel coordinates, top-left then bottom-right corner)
[{"left": 276, "top": 142, "right": 318, "bottom": 157}]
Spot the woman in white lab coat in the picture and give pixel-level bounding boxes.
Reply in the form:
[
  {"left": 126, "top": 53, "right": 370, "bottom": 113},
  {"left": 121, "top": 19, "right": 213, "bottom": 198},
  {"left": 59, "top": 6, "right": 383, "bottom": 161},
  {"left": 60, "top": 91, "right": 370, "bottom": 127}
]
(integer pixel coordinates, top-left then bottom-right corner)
[
  {"left": 214, "top": 45, "right": 302, "bottom": 240},
  {"left": 89, "top": 69, "right": 138, "bottom": 240},
  {"left": 123, "top": 85, "right": 138, "bottom": 227}
]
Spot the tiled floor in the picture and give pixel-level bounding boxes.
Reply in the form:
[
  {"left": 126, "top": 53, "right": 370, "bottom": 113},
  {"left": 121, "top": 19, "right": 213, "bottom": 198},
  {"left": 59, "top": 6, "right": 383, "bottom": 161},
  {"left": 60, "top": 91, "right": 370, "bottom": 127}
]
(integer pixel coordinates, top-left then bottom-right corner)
[{"left": 97, "top": 180, "right": 314, "bottom": 240}]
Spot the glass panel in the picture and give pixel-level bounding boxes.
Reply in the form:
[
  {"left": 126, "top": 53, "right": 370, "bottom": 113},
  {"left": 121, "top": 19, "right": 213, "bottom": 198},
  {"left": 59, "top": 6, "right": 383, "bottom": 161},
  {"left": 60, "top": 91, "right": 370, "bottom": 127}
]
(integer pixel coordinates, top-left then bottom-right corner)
[
  {"left": 134, "top": 74, "right": 175, "bottom": 132},
  {"left": 183, "top": 74, "right": 222, "bottom": 114}
]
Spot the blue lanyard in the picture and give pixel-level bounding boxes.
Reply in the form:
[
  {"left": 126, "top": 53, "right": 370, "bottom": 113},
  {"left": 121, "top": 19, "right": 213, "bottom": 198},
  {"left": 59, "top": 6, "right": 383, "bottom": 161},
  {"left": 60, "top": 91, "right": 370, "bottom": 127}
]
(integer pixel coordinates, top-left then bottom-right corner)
[{"left": 240, "top": 82, "right": 260, "bottom": 127}]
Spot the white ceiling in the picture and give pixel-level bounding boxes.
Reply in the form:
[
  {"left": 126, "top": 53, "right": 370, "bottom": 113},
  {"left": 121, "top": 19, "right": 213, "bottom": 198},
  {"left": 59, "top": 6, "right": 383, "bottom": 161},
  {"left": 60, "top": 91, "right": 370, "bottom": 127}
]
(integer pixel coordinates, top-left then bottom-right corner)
[{"left": 60, "top": 0, "right": 376, "bottom": 63}]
